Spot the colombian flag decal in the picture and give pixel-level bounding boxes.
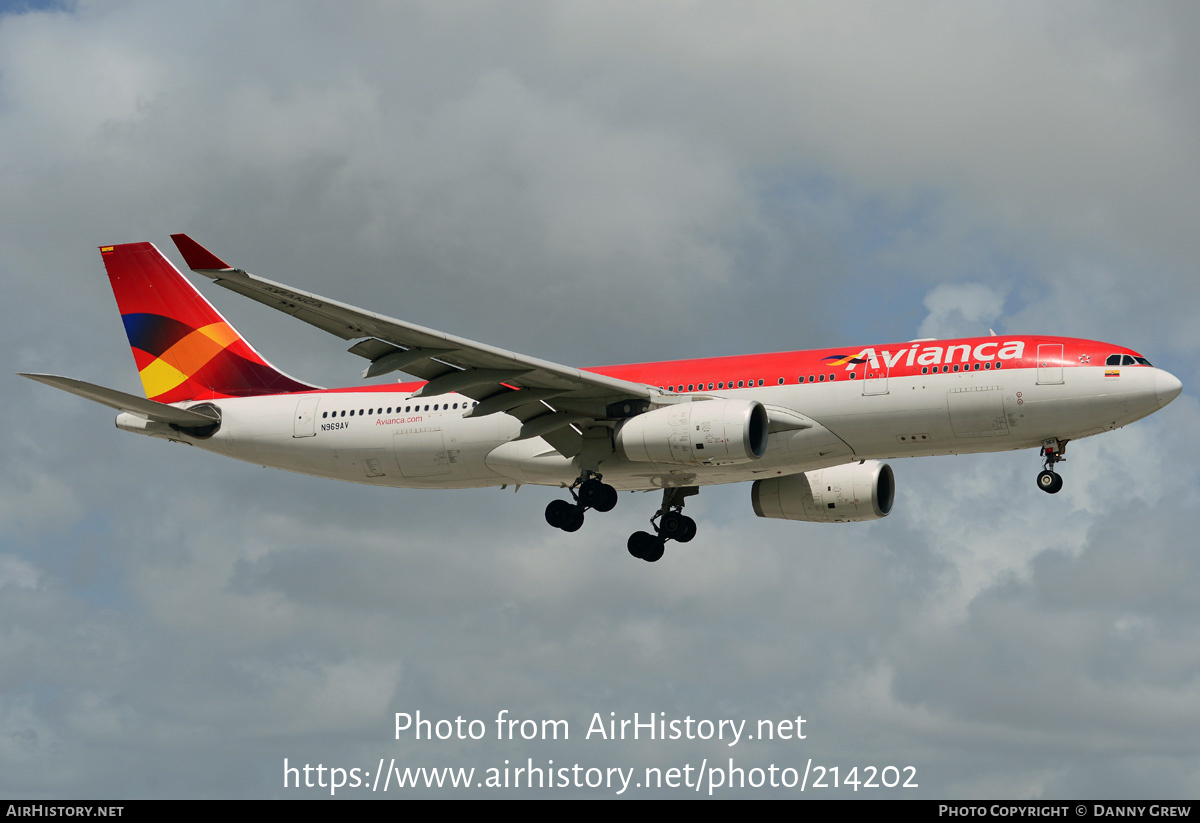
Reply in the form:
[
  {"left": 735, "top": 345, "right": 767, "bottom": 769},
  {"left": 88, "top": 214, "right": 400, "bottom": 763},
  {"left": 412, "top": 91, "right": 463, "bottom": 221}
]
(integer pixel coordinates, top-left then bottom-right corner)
[{"left": 1105, "top": 370, "right": 1120, "bottom": 377}]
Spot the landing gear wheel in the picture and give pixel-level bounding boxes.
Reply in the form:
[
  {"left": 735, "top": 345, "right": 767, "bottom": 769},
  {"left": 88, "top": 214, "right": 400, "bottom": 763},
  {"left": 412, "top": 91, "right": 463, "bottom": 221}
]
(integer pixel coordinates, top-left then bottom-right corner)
[
  {"left": 657, "top": 512, "right": 696, "bottom": 543},
  {"left": 659, "top": 511, "right": 686, "bottom": 540},
  {"left": 545, "top": 499, "right": 572, "bottom": 528},
  {"left": 1037, "top": 470, "right": 1063, "bottom": 494},
  {"left": 577, "top": 478, "right": 618, "bottom": 513},
  {"left": 627, "top": 531, "right": 665, "bottom": 562},
  {"left": 586, "top": 482, "right": 618, "bottom": 513},
  {"left": 641, "top": 538, "right": 665, "bottom": 563},
  {"left": 546, "top": 499, "right": 585, "bottom": 530},
  {"left": 578, "top": 478, "right": 603, "bottom": 507},
  {"left": 677, "top": 515, "right": 697, "bottom": 543},
  {"left": 628, "top": 530, "right": 663, "bottom": 561},
  {"left": 561, "top": 506, "right": 585, "bottom": 532}
]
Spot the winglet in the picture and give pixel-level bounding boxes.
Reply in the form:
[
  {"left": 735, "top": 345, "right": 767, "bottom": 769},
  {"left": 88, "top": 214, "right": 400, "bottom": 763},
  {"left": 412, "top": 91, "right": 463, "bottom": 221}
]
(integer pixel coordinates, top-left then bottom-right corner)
[{"left": 170, "top": 234, "right": 233, "bottom": 271}]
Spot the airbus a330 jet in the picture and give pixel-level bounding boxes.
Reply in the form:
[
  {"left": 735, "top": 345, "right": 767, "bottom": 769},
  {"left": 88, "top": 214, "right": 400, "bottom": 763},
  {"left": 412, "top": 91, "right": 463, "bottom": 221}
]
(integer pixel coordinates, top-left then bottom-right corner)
[{"left": 21, "top": 237, "right": 1183, "bottom": 562}]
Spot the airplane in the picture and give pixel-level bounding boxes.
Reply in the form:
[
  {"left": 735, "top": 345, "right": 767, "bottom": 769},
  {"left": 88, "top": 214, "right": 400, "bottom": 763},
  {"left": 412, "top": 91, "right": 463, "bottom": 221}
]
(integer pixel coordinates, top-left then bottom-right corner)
[{"left": 20, "top": 237, "right": 1183, "bottom": 563}]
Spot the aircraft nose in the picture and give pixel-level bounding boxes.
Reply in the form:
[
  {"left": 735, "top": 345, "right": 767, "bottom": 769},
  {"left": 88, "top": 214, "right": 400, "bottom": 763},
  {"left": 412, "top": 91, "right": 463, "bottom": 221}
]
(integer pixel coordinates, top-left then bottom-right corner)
[{"left": 1156, "top": 369, "right": 1183, "bottom": 407}]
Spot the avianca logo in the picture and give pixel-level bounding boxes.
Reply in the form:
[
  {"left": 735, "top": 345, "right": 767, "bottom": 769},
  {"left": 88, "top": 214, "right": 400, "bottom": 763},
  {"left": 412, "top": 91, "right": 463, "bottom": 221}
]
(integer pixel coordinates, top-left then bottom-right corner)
[
  {"left": 822, "top": 353, "right": 870, "bottom": 367},
  {"left": 823, "top": 341, "right": 1026, "bottom": 371}
]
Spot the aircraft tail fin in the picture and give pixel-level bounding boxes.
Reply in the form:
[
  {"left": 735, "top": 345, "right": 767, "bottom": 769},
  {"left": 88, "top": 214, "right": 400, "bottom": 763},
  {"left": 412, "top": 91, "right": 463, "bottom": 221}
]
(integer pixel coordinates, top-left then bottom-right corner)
[{"left": 100, "top": 242, "right": 318, "bottom": 402}]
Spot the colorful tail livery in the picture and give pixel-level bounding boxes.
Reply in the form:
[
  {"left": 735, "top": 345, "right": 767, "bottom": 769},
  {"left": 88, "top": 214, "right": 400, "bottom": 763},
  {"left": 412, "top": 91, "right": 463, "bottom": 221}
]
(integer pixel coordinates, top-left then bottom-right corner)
[{"left": 100, "top": 242, "right": 316, "bottom": 402}]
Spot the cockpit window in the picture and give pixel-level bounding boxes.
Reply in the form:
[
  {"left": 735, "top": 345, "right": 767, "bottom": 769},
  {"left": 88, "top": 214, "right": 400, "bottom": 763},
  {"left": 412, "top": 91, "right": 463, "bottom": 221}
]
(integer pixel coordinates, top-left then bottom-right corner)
[{"left": 1108, "top": 353, "right": 1153, "bottom": 367}]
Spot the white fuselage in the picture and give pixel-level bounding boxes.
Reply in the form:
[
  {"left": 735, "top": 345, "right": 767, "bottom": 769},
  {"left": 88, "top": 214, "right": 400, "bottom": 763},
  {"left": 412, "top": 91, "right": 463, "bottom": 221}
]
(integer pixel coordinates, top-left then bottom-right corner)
[{"left": 120, "top": 363, "right": 1171, "bottom": 492}]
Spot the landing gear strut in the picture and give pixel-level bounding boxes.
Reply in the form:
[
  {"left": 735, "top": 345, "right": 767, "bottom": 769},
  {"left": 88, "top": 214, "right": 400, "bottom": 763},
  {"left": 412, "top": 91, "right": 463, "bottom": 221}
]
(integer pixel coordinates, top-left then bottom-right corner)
[
  {"left": 545, "top": 472, "right": 618, "bottom": 532},
  {"left": 1036, "top": 439, "right": 1067, "bottom": 494},
  {"left": 627, "top": 486, "right": 698, "bottom": 563}
]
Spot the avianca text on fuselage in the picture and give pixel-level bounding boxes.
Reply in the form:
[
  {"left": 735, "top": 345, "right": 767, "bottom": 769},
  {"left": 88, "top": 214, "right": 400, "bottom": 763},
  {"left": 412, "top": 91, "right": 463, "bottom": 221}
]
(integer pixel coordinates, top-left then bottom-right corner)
[
  {"left": 827, "top": 340, "right": 1025, "bottom": 372},
  {"left": 18, "top": 236, "right": 1183, "bottom": 564}
]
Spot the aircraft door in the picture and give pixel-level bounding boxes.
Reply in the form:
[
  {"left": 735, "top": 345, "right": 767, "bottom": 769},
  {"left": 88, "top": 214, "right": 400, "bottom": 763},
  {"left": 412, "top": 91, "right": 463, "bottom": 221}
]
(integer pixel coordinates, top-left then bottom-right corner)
[
  {"left": 293, "top": 396, "right": 319, "bottom": 437},
  {"left": 1037, "top": 343, "right": 1064, "bottom": 385},
  {"left": 862, "top": 363, "right": 889, "bottom": 396}
]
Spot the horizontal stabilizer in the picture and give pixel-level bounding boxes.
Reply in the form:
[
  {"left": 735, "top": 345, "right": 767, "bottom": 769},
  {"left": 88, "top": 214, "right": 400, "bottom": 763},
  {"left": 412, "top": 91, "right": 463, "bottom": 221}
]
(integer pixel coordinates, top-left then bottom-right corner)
[{"left": 19, "top": 373, "right": 220, "bottom": 426}]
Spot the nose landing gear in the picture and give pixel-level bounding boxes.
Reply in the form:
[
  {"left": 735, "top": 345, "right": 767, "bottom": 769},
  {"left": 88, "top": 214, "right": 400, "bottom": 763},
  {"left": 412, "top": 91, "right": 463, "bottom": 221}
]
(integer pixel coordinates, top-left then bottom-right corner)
[
  {"left": 545, "top": 472, "right": 618, "bottom": 533},
  {"left": 1036, "top": 439, "right": 1067, "bottom": 494},
  {"left": 627, "top": 486, "right": 698, "bottom": 563}
]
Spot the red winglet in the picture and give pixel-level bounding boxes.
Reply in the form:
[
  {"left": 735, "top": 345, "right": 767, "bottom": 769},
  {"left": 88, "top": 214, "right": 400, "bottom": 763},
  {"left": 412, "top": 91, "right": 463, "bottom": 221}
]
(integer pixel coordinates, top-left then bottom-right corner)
[{"left": 170, "top": 233, "right": 233, "bottom": 270}]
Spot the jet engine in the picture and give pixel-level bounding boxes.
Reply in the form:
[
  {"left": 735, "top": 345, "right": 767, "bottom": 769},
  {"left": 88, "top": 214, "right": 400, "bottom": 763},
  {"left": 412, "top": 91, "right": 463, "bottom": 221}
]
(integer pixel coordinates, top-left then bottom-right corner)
[
  {"left": 615, "top": 399, "right": 769, "bottom": 466},
  {"left": 751, "top": 460, "right": 895, "bottom": 523}
]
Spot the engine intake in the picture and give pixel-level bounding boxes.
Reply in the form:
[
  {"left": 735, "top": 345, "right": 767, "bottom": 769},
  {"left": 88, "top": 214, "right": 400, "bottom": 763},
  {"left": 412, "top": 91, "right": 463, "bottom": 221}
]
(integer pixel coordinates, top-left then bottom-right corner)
[
  {"left": 615, "top": 399, "right": 769, "bottom": 466},
  {"left": 752, "top": 460, "right": 895, "bottom": 523}
]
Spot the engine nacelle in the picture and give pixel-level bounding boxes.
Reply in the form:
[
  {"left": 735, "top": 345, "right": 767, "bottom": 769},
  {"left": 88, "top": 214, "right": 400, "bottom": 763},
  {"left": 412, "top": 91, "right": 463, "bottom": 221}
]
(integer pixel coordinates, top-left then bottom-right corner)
[
  {"left": 615, "top": 399, "right": 769, "bottom": 466},
  {"left": 751, "top": 460, "right": 895, "bottom": 523}
]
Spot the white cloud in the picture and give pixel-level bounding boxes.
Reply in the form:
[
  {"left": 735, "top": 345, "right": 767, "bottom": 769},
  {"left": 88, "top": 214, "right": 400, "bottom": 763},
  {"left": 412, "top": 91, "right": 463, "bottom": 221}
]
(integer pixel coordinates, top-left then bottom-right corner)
[{"left": 918, "top": 283, "right": 1008, "bottom": 339}]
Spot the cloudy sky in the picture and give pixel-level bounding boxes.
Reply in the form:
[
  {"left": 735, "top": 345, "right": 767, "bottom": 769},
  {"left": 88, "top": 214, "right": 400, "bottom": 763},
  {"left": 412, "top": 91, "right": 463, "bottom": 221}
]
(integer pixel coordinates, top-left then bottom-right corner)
[{"left": 2, "top": 0, "right": 1198, "bottom": 799}]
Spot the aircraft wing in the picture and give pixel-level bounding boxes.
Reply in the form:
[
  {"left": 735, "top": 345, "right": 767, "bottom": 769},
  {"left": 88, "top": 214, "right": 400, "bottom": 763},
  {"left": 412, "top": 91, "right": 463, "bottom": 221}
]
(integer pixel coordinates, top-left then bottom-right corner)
[
  {"left": 171, "top": 235, "right": 658, "bottom": 454},
  {"left": 18, "top": 373, "right": 220, "bottom": 427}
]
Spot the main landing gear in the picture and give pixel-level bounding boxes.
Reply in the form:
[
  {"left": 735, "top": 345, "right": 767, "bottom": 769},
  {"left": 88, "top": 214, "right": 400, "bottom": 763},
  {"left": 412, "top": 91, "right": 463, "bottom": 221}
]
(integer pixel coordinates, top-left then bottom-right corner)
[
  {"left": 627, "top": 486, "right": 698, "bottom": 564},
  {"left": 544, "top": 473, "right": 618, "bottom": 533},
  {"left": 1036, "top": 438, "right": 1067, "bottom": 494},
  {"left": 545, "top": 476, "right": 701, "bottom": 564}
]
